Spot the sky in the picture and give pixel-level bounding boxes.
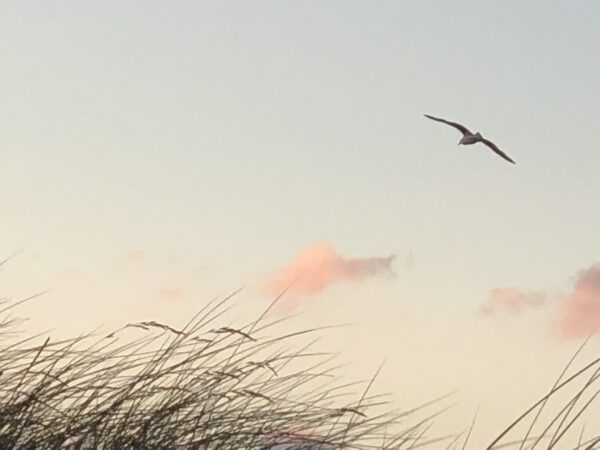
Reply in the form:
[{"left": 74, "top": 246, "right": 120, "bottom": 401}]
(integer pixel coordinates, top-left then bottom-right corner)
[{"left": 2, "top": 1, "right": 600, "bottom": 447}]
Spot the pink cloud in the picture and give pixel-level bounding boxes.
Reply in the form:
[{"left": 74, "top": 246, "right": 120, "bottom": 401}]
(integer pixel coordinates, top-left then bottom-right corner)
[
  {"left": 557, "top": 262, "right": 600, "bottom": 339},
  {"left": 480, "top": 287, "right": 546, "bottom": 316},
  {"left": 262, "top": 425, "right": 330, "bottom": 449},
  {"left": 262, "top": 241, "right": 395, "bottom": 298},
  {"left": 156, "top": 286, "right": 187, "bottom": 302}
]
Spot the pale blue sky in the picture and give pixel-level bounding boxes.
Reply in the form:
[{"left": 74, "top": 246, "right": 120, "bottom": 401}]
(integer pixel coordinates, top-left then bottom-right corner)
[{"left": 2, "top": 2, "right": 600, "bottom": 445}]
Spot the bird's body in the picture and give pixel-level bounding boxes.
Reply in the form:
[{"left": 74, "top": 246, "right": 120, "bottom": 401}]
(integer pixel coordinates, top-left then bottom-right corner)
[
  {"left": 458, "top": 132, "right": 482, "bottom": 146},
  {"left": 424, "top": 114, "right": 516, "bottom": 164}
]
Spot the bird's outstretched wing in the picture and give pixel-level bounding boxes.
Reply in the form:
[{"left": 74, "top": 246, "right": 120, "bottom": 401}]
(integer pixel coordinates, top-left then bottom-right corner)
[
  {"left": 424, "top": 114, "right": 472, "bottom": 136},
  {"left": 480, "top": 138, "right": 516, "bottom": 164}
]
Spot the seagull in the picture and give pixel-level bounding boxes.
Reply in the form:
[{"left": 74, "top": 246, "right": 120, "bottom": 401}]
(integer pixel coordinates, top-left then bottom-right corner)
[{"left": 424, "top": 114, "right": 516, "bottom": 164}]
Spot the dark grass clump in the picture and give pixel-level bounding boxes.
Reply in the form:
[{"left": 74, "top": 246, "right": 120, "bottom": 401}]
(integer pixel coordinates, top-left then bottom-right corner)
[
  {"left": 0, "top": 284, "right": 599, "bottom": 448},
  {"left": 0, "top": 291, "right": 452, "bottom": 449}
]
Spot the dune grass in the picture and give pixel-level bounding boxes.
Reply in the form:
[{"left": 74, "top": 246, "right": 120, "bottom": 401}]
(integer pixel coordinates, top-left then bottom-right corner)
[
  {"left": 0, "top": 289, "right": 455, "bottom": 449},
  {"left": 0, "top": 286, "right": 598, "bottom": 449}
]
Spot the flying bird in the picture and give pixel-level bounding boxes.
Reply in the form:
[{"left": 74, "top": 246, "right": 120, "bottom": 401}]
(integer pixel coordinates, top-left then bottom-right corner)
[{"left": 424, "top": 114, "right": 516, "bottom": 164}]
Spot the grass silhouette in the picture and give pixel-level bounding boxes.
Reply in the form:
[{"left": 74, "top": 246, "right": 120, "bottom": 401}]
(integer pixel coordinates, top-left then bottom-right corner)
[{"left": 0, "top": 283, "right": 598, "bottom": 448}]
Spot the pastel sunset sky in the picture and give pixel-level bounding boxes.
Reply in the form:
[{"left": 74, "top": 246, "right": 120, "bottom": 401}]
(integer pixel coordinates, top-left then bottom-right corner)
[{"left": 2, "top": 1, "right": 600, "bottom": 447}]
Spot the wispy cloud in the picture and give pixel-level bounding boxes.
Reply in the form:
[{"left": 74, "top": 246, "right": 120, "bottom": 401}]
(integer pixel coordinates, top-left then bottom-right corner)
[
  {"left": 480, "top": 262, "right": 600, "bottom": 339},
  {"left": 261, "top": 241, "right": 395, "bottom": 299},
  {"left": 156, "top": 286, "right": 187, "bottom": 302},
  {"left": 557, "top": 262, "right": 600, "bottom": 339},
  {"left": 480, "top": 287, "right": 546, "bottom": 316}
]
